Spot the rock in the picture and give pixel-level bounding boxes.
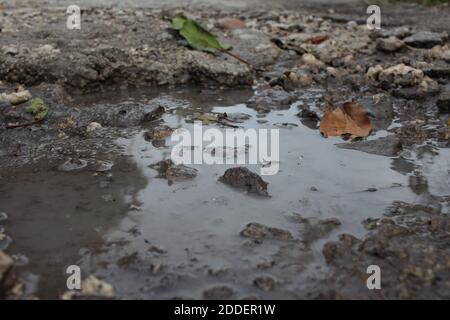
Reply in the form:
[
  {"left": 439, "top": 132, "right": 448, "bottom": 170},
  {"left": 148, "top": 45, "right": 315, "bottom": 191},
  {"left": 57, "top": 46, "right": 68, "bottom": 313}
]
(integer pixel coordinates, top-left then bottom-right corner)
[
  {"left": 270, "top": 69, "right": 313, "bottom": 91},
  {"left": 0, "top": 251, "right": 13, "bottom": 284},
  {"left": 421, "top": 61, "right": 450, "bottom": 79},
  {"left": 0, "top": 212, "right": 7, "bottom": 223},
  {"left": 336, "top": 136, "right": 403, "bottom": 157},
  {"left": 247, "top": 87, "right": 296, "bottom": 113},
  {"left": 395, "top": 121, "right": 429, "bottom": 144},
  {"left": 375, "top": 26, "right": 412, "bottom": 39},
  {"left": 144, "top": 125, "right": 173, "bottom": 141},
  {"left": 62, "top": 275, "right": 115, "bottom": 300},
  {"left": 142, "top": 106, "right": 165, "bottom": 123},
  {"left": 58, "top": 158, "right": 88, "bottom": 172},
  {"left": 202, "top": 286, "right": 234, "bottom": 299},
  {"left": 149, "top": 159, "right": 197, "bottom": 182},
  {"left": 404, "top": 31, "right": 447, "bottom": 49},
  {"left": 218, "top": 18, "right": 245, "bottom": 30},
  {"left": 366, "top": 64, "right": 384, "bottom": 81},
  {"left": 376, "top": 37, "right": 404, "bottom": 52},
  {"left": 219, "top": 167, "right": 269, "bottom": 197},
  {"left": 437, "top": 92, "right": 450, "bottom": 114},
  {"left": 0, "top": 89, "right": 32, "bottom": 105},
  {"left": 359, "top": 93, "right": 394, "bottom": 130},
  {"left": 378, "top": 64, "right": 424, "bottom": 86},
  {"left": 301, "top": 53, "right": 325, "bottom": 71},
  {"left": 296, "top": 109, "right": 320, "bottom": 129},
  {"left": 253, "top": 276, "right": 275, "bottom": 291},
  {"left": 240, "top": 222, "right": 293, "bottom": 241},
  {"left": 291, "top": 215, "right": 341, "bottom": 244},
  {"left": 86, "top": 122, "right": 102, "bottom": 132}
]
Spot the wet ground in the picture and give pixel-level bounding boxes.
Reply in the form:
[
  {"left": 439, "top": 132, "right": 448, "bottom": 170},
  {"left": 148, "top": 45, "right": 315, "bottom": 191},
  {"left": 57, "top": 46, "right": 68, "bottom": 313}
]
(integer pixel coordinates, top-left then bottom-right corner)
[{"left": 1, "top": 0, "right": 450, "bottom": 300}]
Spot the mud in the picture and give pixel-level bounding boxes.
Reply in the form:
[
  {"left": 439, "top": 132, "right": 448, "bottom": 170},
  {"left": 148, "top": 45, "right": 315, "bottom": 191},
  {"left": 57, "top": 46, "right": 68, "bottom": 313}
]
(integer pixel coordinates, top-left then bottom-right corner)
[{"left": 0, "top": 0, "right": 450, "bottom": 300}]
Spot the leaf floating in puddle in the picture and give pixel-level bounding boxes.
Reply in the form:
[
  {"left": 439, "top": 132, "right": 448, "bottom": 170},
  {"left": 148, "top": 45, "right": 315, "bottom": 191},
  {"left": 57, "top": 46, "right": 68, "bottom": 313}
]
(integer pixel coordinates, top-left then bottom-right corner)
[{"left": 319, "top": 102, "right": 372, "bottom": 140}]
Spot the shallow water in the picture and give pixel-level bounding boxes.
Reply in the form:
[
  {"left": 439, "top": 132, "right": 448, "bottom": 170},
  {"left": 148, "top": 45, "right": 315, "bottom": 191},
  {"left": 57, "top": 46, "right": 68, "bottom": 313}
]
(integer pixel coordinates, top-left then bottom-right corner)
[{"left": 1, "top": 87, "right": 448, "bottom": 299}]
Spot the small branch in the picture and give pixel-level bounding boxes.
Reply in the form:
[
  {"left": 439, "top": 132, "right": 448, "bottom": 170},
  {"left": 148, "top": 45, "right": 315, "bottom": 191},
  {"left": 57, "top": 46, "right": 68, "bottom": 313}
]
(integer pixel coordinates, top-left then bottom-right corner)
[
  {"left": 222, "top": 50, "right": 256, "bottom": 70},
  {"left": 6, "top": 120, "right": 42, "bottom": 129}
]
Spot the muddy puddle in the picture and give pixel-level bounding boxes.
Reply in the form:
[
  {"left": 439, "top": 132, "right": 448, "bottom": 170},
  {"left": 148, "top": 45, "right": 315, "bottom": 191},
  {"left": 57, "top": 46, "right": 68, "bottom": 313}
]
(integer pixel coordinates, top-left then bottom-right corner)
[{"left": 1, "top": 87, "right": 448, "bottom": 299}]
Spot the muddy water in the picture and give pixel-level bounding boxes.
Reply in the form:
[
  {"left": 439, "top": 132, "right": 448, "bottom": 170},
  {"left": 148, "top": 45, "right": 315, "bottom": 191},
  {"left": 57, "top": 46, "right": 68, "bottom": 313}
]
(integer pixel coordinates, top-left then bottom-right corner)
[{"left": 1, "top": 87, "right": 448, "bottom": 299}]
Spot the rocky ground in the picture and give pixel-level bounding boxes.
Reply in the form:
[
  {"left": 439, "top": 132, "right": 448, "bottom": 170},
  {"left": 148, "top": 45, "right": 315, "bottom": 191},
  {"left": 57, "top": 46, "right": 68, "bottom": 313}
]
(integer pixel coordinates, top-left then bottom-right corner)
[{"left": 1, "top": 0, "right": 450, "bottom": 299}]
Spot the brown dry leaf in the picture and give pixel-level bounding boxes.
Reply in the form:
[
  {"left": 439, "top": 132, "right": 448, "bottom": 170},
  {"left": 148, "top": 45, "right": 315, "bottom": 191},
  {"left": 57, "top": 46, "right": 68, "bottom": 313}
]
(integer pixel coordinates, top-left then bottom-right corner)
[{"left": 319, "top": 102, "right": 372, "bottom": 139}]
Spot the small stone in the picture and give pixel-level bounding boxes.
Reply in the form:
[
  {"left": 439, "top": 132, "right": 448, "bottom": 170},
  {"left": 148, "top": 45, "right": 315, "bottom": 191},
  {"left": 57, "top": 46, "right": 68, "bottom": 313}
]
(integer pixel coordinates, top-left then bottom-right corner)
[
  {"left": 0, "top": 89, "right": 32, "bottom": 105},
  {"left": 142, "top": 106, "right": 165, "bottom": 122},
  {"left": 202, "top": 286, "right": 234, "bottom": 299},
  {"left": 437, "top": 92, "right": 450, "bottom": 114},
  {"left": 337, "top": 136, "right": 403, "bottom": 157},
  {"left": 0, "top": 251, "right": 14, "bottom": 285},
  {"left": 404, "top": 31, "right": 448, "bottom": 49},
  {"left": 301, "top": 53, "right": 325, "bottom": 71},
  {"left": 253, "top": 276, "right": 275, "bottom": 291},
  {"left": 62, "top": 275, "right": 115, "bottom": 300},
  {"left": 240, "top": 222, "right": 293, "bottom": 241},
  {"left": 58, "top": 158, "right": 88, "bottom": 172},
  {"left": 219, "top": 167, "right": 269, "bottom": 197},
  {"left": 86, "top": 122, "right": 102, "bottom": 132},
  {"left": 0, "top": 212, "right": 8, "bottom": 223},
  {"left": 376, "top": 36, "right": 404, "bottom": 52},
  {"left": 379, "top": 64, "right": 424, "bottom": 86}
]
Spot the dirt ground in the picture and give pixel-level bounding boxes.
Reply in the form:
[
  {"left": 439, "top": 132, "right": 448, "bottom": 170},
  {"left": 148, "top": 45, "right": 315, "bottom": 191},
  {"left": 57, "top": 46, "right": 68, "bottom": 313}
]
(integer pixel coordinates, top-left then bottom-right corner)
[{"left": 0, "top": 0, "right": 450, "bottom": 299}]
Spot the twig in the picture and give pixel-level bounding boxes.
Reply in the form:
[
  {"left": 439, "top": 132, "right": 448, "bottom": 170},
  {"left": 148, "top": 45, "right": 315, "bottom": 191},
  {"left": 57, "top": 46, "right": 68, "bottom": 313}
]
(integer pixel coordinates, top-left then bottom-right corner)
[
  {"left": 222, "top": 50, "right": 256, "bottom": 70},
  {"left": 6, "top": 120, "right": 42, "bottom": 129}
]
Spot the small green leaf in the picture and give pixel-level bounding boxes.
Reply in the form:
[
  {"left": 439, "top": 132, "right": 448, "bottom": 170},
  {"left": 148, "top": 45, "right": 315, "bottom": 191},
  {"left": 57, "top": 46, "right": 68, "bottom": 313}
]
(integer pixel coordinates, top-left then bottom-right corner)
[
  {"left": 171, "top": 17, "right": 231, "bottom": 54},
  {"left": 26, "top": 98, "right": 48, "bottom": 121}
]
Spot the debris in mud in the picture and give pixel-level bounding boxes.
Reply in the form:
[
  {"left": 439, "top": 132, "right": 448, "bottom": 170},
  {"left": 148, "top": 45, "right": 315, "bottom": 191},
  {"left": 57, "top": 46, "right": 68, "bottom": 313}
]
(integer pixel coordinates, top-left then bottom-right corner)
[
  {"left": 336, "top": 136, "right": 403, "bottom": 157},
  {"left": 57, "top": 158, "right": 88, "bottom": 172},
  {"left": 404, "top": 31, "right": 448, "bottom": 49},
  {"left": 149, "top": 159, "right": 198, "bottom": 182},
  {"left": 395, "top": 120, "right": 429, "bottom": 145},
  {"left": 62, "top": 275, "right": 115, "bottom": 300},
  {"left": 186, "top": 112, "right": 238, "bottom": 127},
  {"left": 142, "top": 106, "right": 165, "bottom": 123},
  {"left": 144, "top": 125, "right": 174, "bottom": 141},
  {"left": 290, "top": 214, "right": 341, "bottom": 245},
  {"left": 319, "top": 102, "right": 372, "bottom": 140},
  {"left": 253, "top": 276, "right": 275, "bottom": 292},
  {"left": 219, "top": 167, "right": 269, "bottom": 197},
  {"left": 240, "top": 222, "right": 293, "bottom": 241},
  {"left": 202, "top": 285, "right": 234, "bottom": 299}
]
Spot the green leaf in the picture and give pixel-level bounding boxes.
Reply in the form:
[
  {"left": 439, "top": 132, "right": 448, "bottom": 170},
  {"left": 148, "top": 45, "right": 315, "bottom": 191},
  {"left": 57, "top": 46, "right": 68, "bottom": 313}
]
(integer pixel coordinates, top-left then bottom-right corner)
[
  {"left": 26, "top": 98, "right": 48, "bottom": 121},
  {"left": 171, "top": 17, "right": 231, "bottom": 54}
]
